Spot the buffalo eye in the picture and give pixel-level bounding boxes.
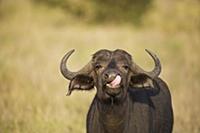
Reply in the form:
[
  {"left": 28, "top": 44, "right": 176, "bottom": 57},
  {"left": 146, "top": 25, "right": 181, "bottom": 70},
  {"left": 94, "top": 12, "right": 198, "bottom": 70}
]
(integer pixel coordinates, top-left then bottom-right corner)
[
  {"left": 95, "top": 64, "right": 103, "bottom": 70},
  {"left": 122, "top": 65, "right": 129, "bottom": 70}
]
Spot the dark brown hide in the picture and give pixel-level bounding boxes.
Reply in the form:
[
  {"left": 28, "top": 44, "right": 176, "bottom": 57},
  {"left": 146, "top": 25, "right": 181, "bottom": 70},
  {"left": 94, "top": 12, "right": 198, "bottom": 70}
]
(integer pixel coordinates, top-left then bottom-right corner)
[{"left": 60, "top": 49, "right": 173, "bottom": 133}]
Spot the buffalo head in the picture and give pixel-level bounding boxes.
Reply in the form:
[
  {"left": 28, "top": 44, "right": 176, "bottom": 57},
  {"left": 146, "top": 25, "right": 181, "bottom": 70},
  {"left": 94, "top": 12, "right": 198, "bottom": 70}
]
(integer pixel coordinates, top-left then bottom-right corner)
[{"left": 60, "top": 49, "right": 161, "bottom": 103}]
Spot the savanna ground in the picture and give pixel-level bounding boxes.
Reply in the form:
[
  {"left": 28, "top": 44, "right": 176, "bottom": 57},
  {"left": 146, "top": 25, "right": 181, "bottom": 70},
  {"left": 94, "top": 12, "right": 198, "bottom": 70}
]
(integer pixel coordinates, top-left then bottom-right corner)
[{"left": 0, "top": 0, "right": 200, "bottom": 133}]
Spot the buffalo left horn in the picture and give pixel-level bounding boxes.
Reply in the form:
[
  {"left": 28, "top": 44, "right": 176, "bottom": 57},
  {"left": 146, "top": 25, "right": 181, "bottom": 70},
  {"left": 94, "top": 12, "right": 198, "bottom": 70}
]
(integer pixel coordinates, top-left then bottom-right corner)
[{"left": 60, "top": 49, "right": 93, "bottom": 80}]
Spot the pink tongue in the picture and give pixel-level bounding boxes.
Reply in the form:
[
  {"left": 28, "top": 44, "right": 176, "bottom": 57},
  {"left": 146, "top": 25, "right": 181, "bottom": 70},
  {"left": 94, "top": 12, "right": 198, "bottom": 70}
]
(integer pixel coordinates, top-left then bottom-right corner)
[{"left": 109, "top": 75, "right": 121, "bottom": 88}]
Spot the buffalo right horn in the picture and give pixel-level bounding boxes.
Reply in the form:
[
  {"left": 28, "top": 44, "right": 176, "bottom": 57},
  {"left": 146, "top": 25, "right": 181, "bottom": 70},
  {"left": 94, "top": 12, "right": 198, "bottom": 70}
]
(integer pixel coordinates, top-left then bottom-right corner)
[{"left": 131, "top": 49, "right": 161, "bottom": 78}]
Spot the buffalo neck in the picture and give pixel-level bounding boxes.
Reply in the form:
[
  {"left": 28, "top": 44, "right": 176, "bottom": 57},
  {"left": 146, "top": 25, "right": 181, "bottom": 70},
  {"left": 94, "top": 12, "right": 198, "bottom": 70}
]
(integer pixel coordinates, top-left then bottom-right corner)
[{"left": 96, "top": 95, "right": 129, "bottom": 133}]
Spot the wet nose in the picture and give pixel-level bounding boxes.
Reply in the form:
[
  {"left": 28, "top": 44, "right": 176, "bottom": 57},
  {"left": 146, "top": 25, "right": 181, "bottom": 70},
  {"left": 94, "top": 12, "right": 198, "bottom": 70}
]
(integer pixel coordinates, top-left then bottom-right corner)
[{"left": 103, "top": 71, "right": 118, "bottom": 83}]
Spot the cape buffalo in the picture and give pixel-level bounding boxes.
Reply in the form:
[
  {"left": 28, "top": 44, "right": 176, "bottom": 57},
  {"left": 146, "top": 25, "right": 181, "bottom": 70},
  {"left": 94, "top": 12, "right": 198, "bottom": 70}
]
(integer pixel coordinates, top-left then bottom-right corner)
[{"left": 60, "top": 49, "right": 173, "bottom": 133}]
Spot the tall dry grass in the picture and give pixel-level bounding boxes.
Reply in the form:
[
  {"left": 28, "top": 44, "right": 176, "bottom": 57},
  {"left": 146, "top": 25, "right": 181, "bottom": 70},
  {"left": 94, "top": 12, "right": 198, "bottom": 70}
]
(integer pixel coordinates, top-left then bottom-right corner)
[{"left": 0, "top": 1, "right": 200, "bottom": 133}]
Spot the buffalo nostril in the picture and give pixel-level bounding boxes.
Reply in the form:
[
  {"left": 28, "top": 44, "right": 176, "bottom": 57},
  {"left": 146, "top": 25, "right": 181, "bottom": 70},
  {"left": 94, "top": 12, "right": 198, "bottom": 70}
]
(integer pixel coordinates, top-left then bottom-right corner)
[{"left": 104, "top": 73, "right": 118, "bottom": 83}]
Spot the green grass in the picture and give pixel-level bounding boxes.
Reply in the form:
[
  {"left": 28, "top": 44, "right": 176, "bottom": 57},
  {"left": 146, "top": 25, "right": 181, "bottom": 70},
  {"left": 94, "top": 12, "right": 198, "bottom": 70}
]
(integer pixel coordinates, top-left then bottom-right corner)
[{"left": 0, "top": 1, "right": 200, "bottom": 133}]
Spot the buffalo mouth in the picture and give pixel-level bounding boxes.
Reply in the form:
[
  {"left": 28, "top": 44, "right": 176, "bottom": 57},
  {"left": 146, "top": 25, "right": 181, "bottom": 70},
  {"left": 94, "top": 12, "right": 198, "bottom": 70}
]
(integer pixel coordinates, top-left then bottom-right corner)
[
  {"left": 104, "top": 83, "right": 122, "bottom": 97},
  {"left": 104, "top": 75, "right": 123, "bottom": 97},
  {"left": 105, "top": 75, "right": 121, "bottom": 88},
  {"left": 106, "top": 83, "right": 120, "bottom": 89}
]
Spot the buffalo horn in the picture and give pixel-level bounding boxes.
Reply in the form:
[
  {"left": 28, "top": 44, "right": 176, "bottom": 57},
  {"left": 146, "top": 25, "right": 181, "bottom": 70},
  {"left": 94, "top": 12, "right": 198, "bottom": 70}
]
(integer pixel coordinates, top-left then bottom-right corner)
[
  {"left": 60, "top": 49, "right": 93, "bottom": 80},
  {"left": 131, "top": 49, "right": 161, "bottom": 78}
]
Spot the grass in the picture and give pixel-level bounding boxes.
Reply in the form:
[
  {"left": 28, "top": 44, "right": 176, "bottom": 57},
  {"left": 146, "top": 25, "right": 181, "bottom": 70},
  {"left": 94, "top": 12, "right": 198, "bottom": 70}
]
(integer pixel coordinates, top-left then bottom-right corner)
[{"left": 0, "top": 1, "right": 200, "bottom": 133}]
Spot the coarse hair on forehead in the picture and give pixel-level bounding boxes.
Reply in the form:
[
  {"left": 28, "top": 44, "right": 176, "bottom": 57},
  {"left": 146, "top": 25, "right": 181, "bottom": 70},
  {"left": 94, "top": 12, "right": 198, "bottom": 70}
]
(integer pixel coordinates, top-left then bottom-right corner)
[
  {"left": 92, "top": 49, "right": 111, "bottom": 58},
  {"left": 113, "top": 49, "right": 132, "bottom": 60},
  {"left": 92, "top": 49, "right": 133, "bottom": 65},
  {"left": 92, "top": 49, "right": 111, "bottom": 62}
]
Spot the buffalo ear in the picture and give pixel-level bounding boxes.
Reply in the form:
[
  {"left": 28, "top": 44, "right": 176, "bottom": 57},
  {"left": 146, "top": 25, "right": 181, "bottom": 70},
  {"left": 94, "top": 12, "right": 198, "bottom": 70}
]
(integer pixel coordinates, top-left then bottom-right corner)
[
  {"left": 130, "top": 74, "right": 154, "bottom": 88},
  {"left": 67, "top": 74, "right": 94, "bottom": 95}
]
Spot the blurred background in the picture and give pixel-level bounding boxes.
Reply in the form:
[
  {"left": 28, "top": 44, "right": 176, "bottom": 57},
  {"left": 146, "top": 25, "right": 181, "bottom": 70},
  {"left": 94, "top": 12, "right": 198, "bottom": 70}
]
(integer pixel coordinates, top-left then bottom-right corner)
[{"left": 0, "top": 0, "right": 200, "bottom": 133}]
